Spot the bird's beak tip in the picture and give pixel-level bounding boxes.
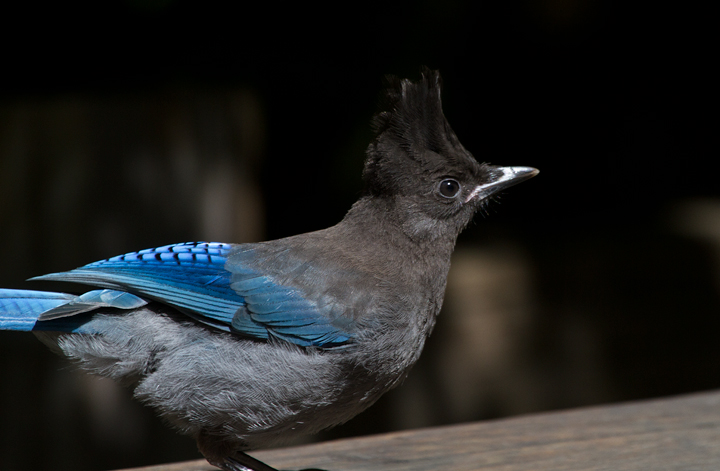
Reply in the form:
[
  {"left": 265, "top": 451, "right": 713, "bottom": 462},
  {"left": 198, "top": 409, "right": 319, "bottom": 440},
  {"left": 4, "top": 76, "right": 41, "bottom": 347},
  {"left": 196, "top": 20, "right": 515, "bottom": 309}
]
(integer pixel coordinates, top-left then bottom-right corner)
[
  {"left": 504, "top": 166, "right": 539, "bottom": 180},
  {"left": 489, "top": 165, "right": 540, "bottom": 188}
]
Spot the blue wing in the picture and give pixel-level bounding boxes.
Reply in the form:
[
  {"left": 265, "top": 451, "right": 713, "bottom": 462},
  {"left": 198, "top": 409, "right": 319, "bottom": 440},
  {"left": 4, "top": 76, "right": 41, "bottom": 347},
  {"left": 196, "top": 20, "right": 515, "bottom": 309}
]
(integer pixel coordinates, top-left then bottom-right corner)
[
  {"left": 228, "top": 262, "right": 354, "bottom": 348},
  {"left": 31, "top": 242, "right": 353, "bottom": 348}
]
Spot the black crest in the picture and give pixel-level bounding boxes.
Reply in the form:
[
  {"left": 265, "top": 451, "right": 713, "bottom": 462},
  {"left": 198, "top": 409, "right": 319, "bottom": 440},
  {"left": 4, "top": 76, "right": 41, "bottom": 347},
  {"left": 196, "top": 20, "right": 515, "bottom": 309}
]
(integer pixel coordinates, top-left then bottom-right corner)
[{"left": 363, "top": 68, "right": 482, "bottom": 197}]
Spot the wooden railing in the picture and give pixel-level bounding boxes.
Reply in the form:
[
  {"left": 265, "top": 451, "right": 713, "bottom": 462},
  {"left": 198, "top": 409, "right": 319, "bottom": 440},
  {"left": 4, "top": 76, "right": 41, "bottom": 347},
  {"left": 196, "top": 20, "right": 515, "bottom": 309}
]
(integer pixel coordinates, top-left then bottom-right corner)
[{"left": 114, "top": 390, "right": 720, "bottom": 471}]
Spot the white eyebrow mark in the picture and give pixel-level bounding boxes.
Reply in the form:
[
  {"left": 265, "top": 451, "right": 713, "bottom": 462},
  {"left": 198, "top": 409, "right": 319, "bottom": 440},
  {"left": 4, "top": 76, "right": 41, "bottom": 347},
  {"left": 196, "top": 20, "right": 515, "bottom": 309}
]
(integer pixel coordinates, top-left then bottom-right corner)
[
  {"left": 463, "top": 167, "right": 538, "bottom": 203},
  {"left": 465, "top": 185, "right": 483, "bottom": 203}
]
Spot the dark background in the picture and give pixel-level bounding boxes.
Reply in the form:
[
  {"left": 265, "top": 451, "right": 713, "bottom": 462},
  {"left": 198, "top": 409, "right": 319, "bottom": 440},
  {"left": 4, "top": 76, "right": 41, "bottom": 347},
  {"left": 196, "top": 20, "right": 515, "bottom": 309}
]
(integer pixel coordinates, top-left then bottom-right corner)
[{"left": 1, "top": 1, "right": 717, "bottom": 470}]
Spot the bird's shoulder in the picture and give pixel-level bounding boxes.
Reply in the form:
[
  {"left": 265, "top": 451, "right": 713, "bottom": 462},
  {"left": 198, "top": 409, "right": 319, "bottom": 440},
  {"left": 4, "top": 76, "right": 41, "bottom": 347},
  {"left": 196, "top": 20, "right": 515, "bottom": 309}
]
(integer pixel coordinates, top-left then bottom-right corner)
[{"left": 229, "top": 220, "right": 421, "bottom": 290}]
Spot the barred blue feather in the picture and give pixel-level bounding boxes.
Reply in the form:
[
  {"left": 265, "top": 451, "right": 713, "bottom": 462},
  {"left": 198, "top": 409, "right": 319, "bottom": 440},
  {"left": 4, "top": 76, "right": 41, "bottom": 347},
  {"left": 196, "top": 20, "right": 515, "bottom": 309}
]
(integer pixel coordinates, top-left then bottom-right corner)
[{"left": 27, "top": 242, "right": 353, "bottom": 347}]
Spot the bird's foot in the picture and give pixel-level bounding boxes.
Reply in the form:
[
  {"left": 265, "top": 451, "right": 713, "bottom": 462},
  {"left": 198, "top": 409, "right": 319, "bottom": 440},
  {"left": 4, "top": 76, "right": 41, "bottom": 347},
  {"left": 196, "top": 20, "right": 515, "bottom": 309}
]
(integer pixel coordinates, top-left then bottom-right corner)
[
  {"left": 220, "top": 452, "right": 327, "bottom": 471},
  {"left": 223, "top": 453, "right": 278, "bottom": 471}
]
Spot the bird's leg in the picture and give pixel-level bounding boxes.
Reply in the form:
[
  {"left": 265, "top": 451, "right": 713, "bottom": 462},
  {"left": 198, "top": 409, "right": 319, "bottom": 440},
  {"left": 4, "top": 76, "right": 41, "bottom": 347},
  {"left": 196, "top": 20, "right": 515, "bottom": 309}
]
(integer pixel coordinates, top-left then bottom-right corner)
[
  {"left": 197, "top": 433, "right": 278, "bottom": 471},
  {"left": 198, "top": 433, "right": 326, "bottom": 471},
  {"left": 223, "top": 452, "right": 327, "bottom": 471},
  {"left": 223, "top": 452, "right": 279, "bottom": 471}
]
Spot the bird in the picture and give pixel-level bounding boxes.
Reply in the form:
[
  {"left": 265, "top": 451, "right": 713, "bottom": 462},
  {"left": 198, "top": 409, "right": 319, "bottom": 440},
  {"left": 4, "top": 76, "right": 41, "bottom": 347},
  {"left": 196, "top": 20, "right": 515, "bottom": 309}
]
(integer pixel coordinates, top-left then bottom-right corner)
[{"left": 0, "top": 68, "right": 537, "bottom": 471}]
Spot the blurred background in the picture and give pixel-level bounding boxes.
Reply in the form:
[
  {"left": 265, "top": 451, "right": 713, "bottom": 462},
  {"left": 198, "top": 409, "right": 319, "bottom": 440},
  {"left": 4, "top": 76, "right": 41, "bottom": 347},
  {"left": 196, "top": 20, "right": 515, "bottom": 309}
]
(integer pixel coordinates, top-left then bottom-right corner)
[{"left": 0, "top": 1, "right": 717, "bottom": 469}]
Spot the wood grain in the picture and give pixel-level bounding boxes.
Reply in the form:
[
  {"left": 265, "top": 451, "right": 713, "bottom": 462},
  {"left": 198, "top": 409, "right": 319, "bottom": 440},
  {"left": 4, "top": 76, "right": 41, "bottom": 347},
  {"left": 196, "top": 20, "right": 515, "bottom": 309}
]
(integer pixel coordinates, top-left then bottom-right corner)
[{"left": 114, "top": 390, "right": 720, "bottom": 471}]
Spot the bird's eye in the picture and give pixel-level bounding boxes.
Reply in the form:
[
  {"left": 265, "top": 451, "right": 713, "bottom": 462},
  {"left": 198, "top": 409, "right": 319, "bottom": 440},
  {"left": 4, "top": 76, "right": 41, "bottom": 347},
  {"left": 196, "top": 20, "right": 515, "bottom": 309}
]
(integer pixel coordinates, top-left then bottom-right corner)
[{"left": 438, "top": 179, "right": 461, "bottom": 199}]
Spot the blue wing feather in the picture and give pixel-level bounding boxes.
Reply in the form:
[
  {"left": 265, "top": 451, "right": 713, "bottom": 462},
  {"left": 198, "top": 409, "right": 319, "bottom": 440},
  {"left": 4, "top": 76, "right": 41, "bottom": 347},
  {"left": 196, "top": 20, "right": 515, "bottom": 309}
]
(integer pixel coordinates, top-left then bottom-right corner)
[
  {"left": 0, "top": 288, "right": 147, "bottom": 332},
  {"left": 31, "top": 243, "right": 243, "bottom": 331},
  {"left": 30, "top": 241, "right": 353, "bottom": 347},
  {"left": 0, "top": 289, "right": 75, "bottom": 330}
]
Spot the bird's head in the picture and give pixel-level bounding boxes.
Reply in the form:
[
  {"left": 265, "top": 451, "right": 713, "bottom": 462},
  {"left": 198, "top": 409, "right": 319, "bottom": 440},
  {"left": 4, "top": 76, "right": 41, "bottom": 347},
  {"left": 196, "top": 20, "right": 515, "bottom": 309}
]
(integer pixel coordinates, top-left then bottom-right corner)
[{"left": 362, "top": 68, "right": 538, "bottom": 241}]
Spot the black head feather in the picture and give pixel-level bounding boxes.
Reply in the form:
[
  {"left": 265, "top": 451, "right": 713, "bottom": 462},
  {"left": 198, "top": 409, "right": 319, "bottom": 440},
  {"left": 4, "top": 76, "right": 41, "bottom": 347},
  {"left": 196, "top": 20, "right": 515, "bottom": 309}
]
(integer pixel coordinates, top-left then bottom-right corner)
[
  {"left": 370, "top": 68, "right": 460, "bottom": 156},
  {"left": 363, "top": 68, "right": 486, "bottom": 199}
]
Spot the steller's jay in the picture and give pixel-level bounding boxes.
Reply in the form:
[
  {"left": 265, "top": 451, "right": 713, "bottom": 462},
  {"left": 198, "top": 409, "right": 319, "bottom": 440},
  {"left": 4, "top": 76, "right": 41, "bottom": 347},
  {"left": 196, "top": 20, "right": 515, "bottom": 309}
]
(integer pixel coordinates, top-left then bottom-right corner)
[{"left": 0, "top": 69, "right": 537, "bottom": 471}]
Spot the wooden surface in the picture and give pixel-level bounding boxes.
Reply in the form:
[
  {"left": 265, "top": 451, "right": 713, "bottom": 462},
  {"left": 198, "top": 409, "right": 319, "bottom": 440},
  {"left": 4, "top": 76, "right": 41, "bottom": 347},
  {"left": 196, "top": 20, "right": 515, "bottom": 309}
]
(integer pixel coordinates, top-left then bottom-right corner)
[{"left": 114, "top": 390, "right": 720, "bottom": 471}]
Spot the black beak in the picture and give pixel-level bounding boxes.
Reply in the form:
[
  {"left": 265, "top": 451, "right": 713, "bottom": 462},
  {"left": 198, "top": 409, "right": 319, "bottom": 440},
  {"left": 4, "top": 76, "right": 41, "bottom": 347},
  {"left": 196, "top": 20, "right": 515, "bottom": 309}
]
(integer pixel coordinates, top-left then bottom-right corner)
[{"left": 466, "top": 166, "right": 539, "bottom": 202}]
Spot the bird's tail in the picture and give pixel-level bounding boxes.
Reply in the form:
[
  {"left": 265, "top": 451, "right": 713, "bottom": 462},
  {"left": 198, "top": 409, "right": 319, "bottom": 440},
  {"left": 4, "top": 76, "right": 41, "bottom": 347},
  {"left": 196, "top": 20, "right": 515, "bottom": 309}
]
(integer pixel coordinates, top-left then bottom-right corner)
[{"left": 0, "top": 288, "right": 147, "bottom": 332}]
